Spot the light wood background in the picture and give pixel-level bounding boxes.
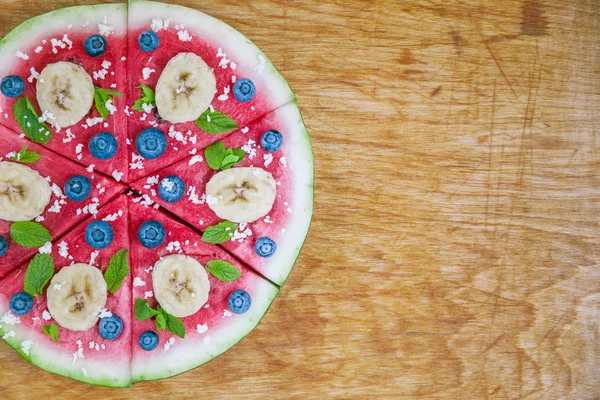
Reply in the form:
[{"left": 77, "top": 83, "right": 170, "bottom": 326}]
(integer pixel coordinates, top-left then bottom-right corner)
[{"left": 1, "top": 0, "right": 599, "bottom": 398}]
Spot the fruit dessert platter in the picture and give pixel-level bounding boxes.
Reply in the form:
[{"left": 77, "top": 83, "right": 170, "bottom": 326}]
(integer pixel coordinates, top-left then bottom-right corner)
[{"left": 0, "top": 0, "right": 313, "bottom": 387}]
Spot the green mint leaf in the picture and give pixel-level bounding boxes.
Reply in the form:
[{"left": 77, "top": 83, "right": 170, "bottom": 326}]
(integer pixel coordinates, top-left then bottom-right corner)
[
  {"left": 10, "top": 221, "right": 52, "bottom": 248},
  {"left": 23, "top": 253, "right": 55, "bottom": 297},
  {"left": 195, "top": 108, "right": 239, "bottom": 134},
  {"left": 155, "top": 312, "right": 167, "bottom": 331},
  {"left": 132, "top": 85, "right": 156, "bottom": 113},
  {"left": 100, "top": 88, "right": 123, "bottom": 98},
  {"left": 41, "top": 323, "right": 59, "bottom": 343},
  {"left": 94, "top": 87, "right": 122, "bottom": 120},
  {"left": 11, "top": 145, "right": 41, "bottom": 163},
  {"left": 164, "top": 311, "right": 186, "bottom": 339},
  {"left": 204, "top": 141, "right": 226, "bottom": 170},
  {"left": 221, "top": 148, "right": 245, "bottom": 170},
  {"left": 103, "top": 249, "right": 129, "bottom": 293},
  {"left": 131, "top": 99, "right": 148, "bottom": 113},
  {"left": 206, "top": 260, "right": 242, "bottom": 282},
  {"left": 14, "top": 97, "right": 52, "bottom": 144},
  {"left": 201, "top": 221, "right": 238, "bottom": 244},
  {"left": 138, "top": 85, "right": 155, "bottom": 102},
  {"left": 134, "top": 298, "right": 159, "bottom": 321}
]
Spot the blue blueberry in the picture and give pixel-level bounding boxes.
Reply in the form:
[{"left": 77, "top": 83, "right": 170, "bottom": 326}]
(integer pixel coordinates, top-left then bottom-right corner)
[
  {"left": 255, "top": 237, "right": 277, "bottom": 258},
  {"left": 99, "top": 315, "right": 123, "bottom": 340},
  {"left": 158, "top": 176, "right": 185, "bottom": 203},
  {"left": 138, "top": 220, "right": 166, "bottom": 248},
  {"left": 138, "top": 30, "right": 160, "bottom": 52},
  {"left": 0, "top": 237, "right": 8, "bottom": 257},
  {"left": 228, "top": 290, "right": 251, "bottom": 314},
  {"left": 1, "top": 75, "right": 25, "bottom": 98},
  {"left": 139, "top": 330, "right": 159, "bottom": 351},
  {"left": 260, "top": 130, "right": 283, "bottom": 152},
  {"left": 85, "top": 221, "right": 114, "bottom": 249},
  {"left": 136, "top": 128, "right": 167, "bottom": 160},
  {"left": 233, "top": 78, "right": 256, "bottom": 103},
  {"left": 84, "top": 35, "right": 107, "bottom": 57},
  {"left": 9, "top": 292, "right": 34, "bottom": 316},
  {"left": 89, "top": 132, "right": 118, "bottom": 160},
  {"left": 64, "top": 176, "right": 92, "bottom": 202}
]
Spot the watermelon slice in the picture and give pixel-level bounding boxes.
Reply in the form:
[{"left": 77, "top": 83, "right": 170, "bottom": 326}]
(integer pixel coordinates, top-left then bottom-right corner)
[
  {"left": 0, "top": 195, "right": 132, "bottom": 387},
  {"left": 0, "top": 4, "right": 129, "bottom": 181},
  {"left": 0, "top": 125, "right": 126, "bottom": 280},
  {"left": 128, "top": 196, "right": 278, "bottom": 382},
  {"left": 126, "top": 0, "right": 295, "bottom": 182},
  {"left": 131, "top": 102, "right": 313, "bottom": 285}
]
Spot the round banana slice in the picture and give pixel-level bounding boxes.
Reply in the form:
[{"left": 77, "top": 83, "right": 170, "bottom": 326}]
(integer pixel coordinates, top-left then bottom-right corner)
[
  {"left": 153, "top": 255, "right": 210, "bottom": 318},
  {"left": 155, "top": 52, "right": 216, "bottom": 124},
  {"left": 206, "top": 167, "right": 277, "bottom": 223},
  {"left": 37, "top": 62, "right": 95, "bottom": 128},
  {"left": 0, "top": 162, "right": 52, "bottom": 222},
  {"left": 46, "top": 263, "right": 107, "bottom": 331}
]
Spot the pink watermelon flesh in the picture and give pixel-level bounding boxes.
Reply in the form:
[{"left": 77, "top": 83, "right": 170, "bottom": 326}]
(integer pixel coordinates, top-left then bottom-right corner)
[
  {"left": 0, "top": 126, "right": 126, "bottom": 280},
  {"left": 0, "top": 195, "right": 132, "bottom": 386},
  {"left": 0, "top": 17, "right": 129, "bottom": 181},
  {"left": 128, "top": 197, "right": 277, "bottom": 380},
  {"left": 126, "top": 23, "right": 290, "bottom": 182}
]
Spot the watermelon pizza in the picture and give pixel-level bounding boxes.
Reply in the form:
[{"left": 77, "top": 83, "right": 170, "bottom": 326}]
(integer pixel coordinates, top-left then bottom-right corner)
[{"left": 0, "top": 0, "right": 312, "bottom": 387}]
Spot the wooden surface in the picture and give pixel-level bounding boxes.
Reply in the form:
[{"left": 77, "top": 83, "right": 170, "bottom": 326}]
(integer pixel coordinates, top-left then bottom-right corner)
[{"left": 1, "top": 0, "right": 599, "bottom": 398}]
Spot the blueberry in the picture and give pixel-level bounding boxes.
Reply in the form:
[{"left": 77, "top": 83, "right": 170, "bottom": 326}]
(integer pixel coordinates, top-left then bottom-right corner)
[
  {"left": 136, "top": 128, "right": 167, "bottom": 160},
  {"left": 158, "top": 176, "right": 185, "bottom": 203},
  {"left": 260, "top": 130, "right": 283, "bottom": 152},
  {"left": 228, "top": 290, "right": 251, "bottom": 314},
  {"left": 85, "top": 221, "right": 114, "bottom": 249},
  {"left": 255, "top": 237, "right": 277, "bottom": 258},
  {"left": 9, "top": 292, "right": 34, "bottom": 316},
  {"left": 138, "top": 330, "right": 159, "bottom": 351},
  {"left": 138, "top": 30, "right": 160, "bottom": 52},
  {"left": 64, "top": 176, "right": 92, "bottom": 202},
  {"left": 1, "top": 75, "right": 25, "bottom": 98},
  {"left": 138, "top": 220, "right": 166, "bottom": 248},
  {"left": 0, "top": 237, "right": 7, "bottom": 257},
  {"left": 89, "top": 132, "right": 118, "bottom": 160},
  {"left": 84, "top": 35, "right": 108, "bottom": 57},
  {"left": 233, "top": 78, "right": 256, "bottom": 103},
  {"left": 99, "top": 315, "right": 123, "bottom": 340}
]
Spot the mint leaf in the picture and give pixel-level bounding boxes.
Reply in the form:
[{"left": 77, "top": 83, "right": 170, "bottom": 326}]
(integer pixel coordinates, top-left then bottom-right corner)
[
  {"left": 14, "top": 97, "right": 52, "bottom": 144},
  {"left": 155, "top": 312, "right": 167, "bottom": 331},
  {"left": 206, "top": 260, "right": 242, "bottom": 282},
  {"left": 94, "top": 86, "right": 122, "bottom": 120},
  {"left": 204, "top": 141, "right": 226, "bottom": 169},
  {"left": 221, "top": 148, "right": 245, "bottom": 170},
  {"left": 10, "top": 221, "right": 51, "bottom": 248},
  {"left": 132, "top": 85, "right": 156, "bottom": 113},
  {"left": 23, "top": 253, "right": 54, "bottom": 297},
  {"left": 164, "top": 311, "right": 186, "bottom": 339},
  {"left": 134, "top": 299, "right": 159, "bottom": 321},
  {"left": 41, "top": 323, "right": 59, "bottom": 343},
  {"left": 201, "top": 221, "right": 238, "bottom": 244},
  {"left": 103, "top": 249, "right": 129, "bottom": 293},
  {"left": 11, "top": 145, "right": 41, "bottom": 163},
  {"left": 195, "top": 109, "right": 239, "bottom": 134}
]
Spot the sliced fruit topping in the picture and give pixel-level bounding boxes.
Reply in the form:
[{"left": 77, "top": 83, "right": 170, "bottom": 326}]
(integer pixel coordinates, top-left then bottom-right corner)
[
  {"left": 0, "top": 162, "right": 52, "bottom": 222},
  {"left": 138, "top": 30, "right": 160, "bottom": 52},
  {"left": 232, "top": 78, "right": 256, "bottom": 103},
  {"left": 152, "top": 255, "right": 210, "bottom": 318},
  {"left": 137, "top": 220, "right": 166, "bottom": 248},
  {"left": 89, "top": 132, "right": 118, "bottom": 160},
  {"left": 155, "top": 52, "right": 216, "bottom": 124},
  {"left": 260, "top": 129, "right": 283, "bottom": 152},
  {"left": 1, "top": 75, "right": 25, "bottom": 98},
  {"left": 84, "top": 34, "right": 108, "bottom": 58},
  {"left": 158, "top": 175, "right": 185, "bottom": 203},
  {"left": 64, "top": 175, "right": 92, "bottom": 202},
  {"left": 46, "top": 263, "right": 108, "bottom": 331},
  {"left": 205, "top": 167, "right": 277, "bottom": 223},
  {"left": 36, "top": 62, "right": 94, "bottom": 128},
  {"left": 85, "top": 221, "right": 114, "bottom": 249},
  {"left": 0, "top": 237, "right": 7, "bottom": 257},
  {"left": 255, "top": 237, "right": 277, "bottom": 258},
  {"left": 9, "top": 292, "right": 34, "bottom": 315},
  {"left": 99, "top": 315, "right": 123, "bottom": 340},
  {"left": 228, "top": 289, "right": 251, "bottom": 314},
  {"left": 138, "top": 330, "right": 159, "bottom": 351},
  {"left": 136, "top": 128, "right": 167, "bottom": 159}
]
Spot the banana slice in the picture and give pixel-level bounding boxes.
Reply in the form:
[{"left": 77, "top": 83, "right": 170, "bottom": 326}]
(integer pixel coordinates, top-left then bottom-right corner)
[
  {"left": 0, "top": 162, "right": 52, "bottom": 222},
  {"left": 155, "top": 53, "right": 216, "bottom": 124},
  {"left": 152, "top": 255, "right": 210, "bottom": 318},
  {"left": 37, "top": 62, "right": 95, "bottom": 128},
  {"left": 205, "top": 167, "right": 277, "bottom": 223},
  {"left": 46, "top": 263, "right": 107, "bottom": 331}
]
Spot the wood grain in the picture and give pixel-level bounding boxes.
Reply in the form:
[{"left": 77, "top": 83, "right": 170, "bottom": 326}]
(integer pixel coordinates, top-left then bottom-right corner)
[{"left": 1, "top": 0, "right": 599, "bottom": 398}]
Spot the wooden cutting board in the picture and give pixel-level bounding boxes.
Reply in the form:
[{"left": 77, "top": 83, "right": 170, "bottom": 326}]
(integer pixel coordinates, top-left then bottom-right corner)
[{"left": 1, "top": 0, "right": 598, "bottom": 398}]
